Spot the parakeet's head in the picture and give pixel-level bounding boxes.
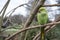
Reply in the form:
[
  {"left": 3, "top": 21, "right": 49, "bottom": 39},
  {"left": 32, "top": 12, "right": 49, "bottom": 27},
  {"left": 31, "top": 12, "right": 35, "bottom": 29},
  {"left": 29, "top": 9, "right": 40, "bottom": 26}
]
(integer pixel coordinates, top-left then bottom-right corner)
[{"left": 39, "top": 7, "right": 47, "bottom": 12}]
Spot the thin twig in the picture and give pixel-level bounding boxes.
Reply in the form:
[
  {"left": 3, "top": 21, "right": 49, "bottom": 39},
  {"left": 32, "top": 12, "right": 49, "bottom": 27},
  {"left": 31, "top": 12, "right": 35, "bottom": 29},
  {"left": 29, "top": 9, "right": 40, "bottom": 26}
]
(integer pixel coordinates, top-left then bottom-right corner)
[
  {"left": 5, "top": 3, "right": 28, "bottom": 17},
  {"left": 43, "top": 4, "right": 60, "bottom": 7},
  {"left": 0, "top": 0, "right": 10, "bottom": 14}
]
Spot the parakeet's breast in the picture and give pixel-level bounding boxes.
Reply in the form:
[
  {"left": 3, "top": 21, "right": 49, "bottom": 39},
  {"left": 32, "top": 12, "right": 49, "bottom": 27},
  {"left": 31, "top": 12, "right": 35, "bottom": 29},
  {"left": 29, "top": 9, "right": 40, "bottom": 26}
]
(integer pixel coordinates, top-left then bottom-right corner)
[{"left": 37, "top": 13, "right": 48, "bottom": 25}]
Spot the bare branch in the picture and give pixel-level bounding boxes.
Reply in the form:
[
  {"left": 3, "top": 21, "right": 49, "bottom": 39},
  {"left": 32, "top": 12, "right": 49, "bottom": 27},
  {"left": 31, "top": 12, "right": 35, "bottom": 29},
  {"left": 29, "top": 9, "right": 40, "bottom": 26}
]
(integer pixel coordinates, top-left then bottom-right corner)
[
  {"left": 0, "top": 0, "right": 10, "bottom": 14},
  {"left": 43, "top": 4, "right": 60, "bottom": 7}
]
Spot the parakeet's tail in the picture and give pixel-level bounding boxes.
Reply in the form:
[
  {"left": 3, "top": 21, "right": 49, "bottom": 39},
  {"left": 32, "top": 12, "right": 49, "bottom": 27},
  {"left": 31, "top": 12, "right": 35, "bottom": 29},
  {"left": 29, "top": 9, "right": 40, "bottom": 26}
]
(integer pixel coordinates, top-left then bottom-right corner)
[{"left": 40, "top": 27, "right": 45, "bottom": 40}]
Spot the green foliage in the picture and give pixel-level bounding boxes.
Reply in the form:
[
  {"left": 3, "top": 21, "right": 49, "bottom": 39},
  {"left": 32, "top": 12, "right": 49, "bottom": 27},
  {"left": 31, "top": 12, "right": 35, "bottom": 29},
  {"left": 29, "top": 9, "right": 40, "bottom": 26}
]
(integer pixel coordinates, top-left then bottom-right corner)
[
  {"left": 46, "top": 24, "right": 60, "bottom": 40},
  {"left": 0, "top": 25, "right": 22, "bottom": 40},
  {"left": 26, "top": 28, "right": 40, "bottom": 40},
  {"left": 0, "top": 37, "right": 3, "bottom": 40}
]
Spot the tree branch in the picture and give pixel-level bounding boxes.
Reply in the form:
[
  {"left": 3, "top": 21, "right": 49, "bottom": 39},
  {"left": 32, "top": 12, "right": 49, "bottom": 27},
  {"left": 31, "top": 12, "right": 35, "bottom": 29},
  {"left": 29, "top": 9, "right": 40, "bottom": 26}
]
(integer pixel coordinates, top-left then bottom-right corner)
[
  {"left": 5, "top": 21, "right": 60, "bottom": 40},
  {"left": 43, "top": 4, "right": 60, "bottom": 7}
]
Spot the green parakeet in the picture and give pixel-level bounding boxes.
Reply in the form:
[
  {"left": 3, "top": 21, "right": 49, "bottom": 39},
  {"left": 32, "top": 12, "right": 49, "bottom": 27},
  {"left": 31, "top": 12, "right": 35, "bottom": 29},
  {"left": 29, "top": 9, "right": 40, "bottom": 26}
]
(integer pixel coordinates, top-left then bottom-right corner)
[{"left": 37, "top": 7, "right": 48, "bottom": 40}]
